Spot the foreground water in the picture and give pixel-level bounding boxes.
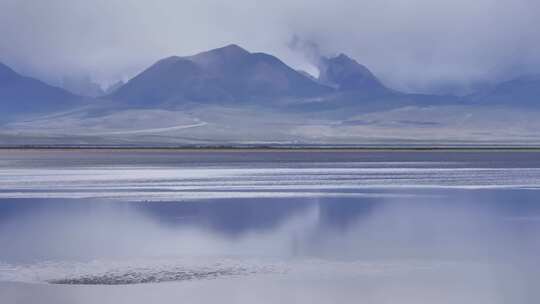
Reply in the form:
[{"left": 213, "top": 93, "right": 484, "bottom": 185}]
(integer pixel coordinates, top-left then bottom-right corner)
[{"left": 1, "top": 150, "right": 540, "bottom": 303}]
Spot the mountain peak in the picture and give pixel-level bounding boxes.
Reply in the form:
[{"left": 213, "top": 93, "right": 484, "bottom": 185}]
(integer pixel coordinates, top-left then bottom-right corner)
[
  {"left": 192, "top": 44, "right": 250, "bottom": 59},
  {"left": 111, "top": 44, "right": 332, "bottom": 106},
  {"left": 219, "top": 44, "right": 250, "bottom": 54},
  {"left": 318, "top": 54, "right": 385, "bottom": 92},
  {"left": 334, "top": 53, "right": 355, "bottom": 63},
  {"left": 186, "top": 44, "right": 251, "bottom": 70}
]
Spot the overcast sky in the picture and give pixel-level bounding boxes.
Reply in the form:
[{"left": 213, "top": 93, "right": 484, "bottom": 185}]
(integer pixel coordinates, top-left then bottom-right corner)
[{"left": 1, "top": 0, "right": 539, "bottom": 94}]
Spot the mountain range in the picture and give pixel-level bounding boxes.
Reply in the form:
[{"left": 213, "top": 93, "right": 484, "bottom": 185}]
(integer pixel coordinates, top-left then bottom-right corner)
[
  {"left": 112, "top": 44, "right": 333, "bottom": 107},
  {"left": 0, "top": 63, "right": 84, "bottom": 122},
  {"left": 1, "top": 44, "right": 539, "bottom": 145}
]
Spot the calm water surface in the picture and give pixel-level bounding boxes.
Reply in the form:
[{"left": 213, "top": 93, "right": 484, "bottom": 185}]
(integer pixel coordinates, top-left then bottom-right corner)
[{"left": 1, "top": 150, "right": 539, "bottom": 303}]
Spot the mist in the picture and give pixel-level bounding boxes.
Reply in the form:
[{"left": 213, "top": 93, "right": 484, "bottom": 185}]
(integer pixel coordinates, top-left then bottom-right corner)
[{"left": 1, "top": 0, "right": 539, "bottom": 94}]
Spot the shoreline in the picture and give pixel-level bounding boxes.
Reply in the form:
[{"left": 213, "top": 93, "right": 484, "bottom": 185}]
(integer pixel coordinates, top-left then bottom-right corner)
[{"left": 1, "top": 146, "right": 540, "bottom": 152}]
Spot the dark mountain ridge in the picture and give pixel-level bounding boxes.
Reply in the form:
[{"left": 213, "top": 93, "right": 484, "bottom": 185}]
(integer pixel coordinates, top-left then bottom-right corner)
[
  {"left": 111, "top": 44, "right": 334, "bottom": 107},
  {"left": 318, "top": 54, "right": 388, "bottom": 93},
  {"left": 469, "top": 74, "right": 540, "bottom": 107},
  {"left": 0, "top": 62, "right": 82, "bottom": 121},
  {"left": 2, "top": 44, "right": 539, "bottom": 125},
  {"left": 110, "top": 44, "right": 467, "bottom": 112}
]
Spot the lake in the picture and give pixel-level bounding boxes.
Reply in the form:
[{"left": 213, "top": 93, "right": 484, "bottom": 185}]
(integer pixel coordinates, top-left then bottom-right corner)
[{"left": 1, "top": 150, "right": 540, "bottom": 303}]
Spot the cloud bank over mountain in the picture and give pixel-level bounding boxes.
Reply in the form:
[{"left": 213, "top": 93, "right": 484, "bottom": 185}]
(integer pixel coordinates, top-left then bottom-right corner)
[
  {"left": 1, "top": 0, "right": 539, "bottom": 94},
  {"left": 1, "top": 43, "right": 539, "bottom": 146}
]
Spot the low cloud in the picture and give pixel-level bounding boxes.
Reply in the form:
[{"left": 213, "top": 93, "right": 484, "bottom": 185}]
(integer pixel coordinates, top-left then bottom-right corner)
[{"left": 0, "top": 0, "right": 539, "bottom": 93}]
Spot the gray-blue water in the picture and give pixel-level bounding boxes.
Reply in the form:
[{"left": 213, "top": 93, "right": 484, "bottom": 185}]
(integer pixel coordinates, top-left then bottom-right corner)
[{"left": 1, "top": 150, "right": 539, "bottom": 303}]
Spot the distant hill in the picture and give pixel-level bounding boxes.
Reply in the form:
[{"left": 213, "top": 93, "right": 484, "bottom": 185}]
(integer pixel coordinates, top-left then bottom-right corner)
[
  {"left": 109, "top": 45, "right": 460, "bottom": 112},
  {"left": 468, "top": 75, "right": 540, "bottom": 107},
  {"left": 111, "top": 44, "right": 333, "bottom": 107},
  {"left": 0, "top": 44, "right": 472, "bottom": 125},
  {"left": 318, "top": 54, "right": 390, "bottom": 94},
  {"left": 0, "top": 62, "right": 82, "bottom": 121},
  {"left": 3, "top": 44, "right": 540, "bottom": 145}
]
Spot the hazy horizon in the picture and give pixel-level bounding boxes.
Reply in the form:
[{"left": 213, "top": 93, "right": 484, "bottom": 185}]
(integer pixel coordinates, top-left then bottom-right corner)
[{"left": 1, "top": 0, "right": 540, "bottom": 95}]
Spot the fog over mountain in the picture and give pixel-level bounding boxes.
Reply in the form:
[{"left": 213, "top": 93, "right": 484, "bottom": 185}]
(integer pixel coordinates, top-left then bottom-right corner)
[
  {"left": 61, "top": 75, "right": 106, "bottom": 98},
  {"left": 1, "top": 0, "right": 539, "bottom": 94},
  {"left": 318, "top": 54, "right": 388, "bottom": 92},
  {"left": 1, "top": 44, "right": 539, "bottom": 146},
  {"left": 111, "top": 44, "right": 332, "bottom": 107},
  {"left": 109, "top": 45, "right": 463, "bottom": 112},
  {"left": 1, "top": 0, "right": 540, "bottom": 145},
  {"left": 470, "top": 75, "right": 540, "bottom": 107},
  {"left": 0, "top": 63, "right": 82, "bottom": 121}
]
